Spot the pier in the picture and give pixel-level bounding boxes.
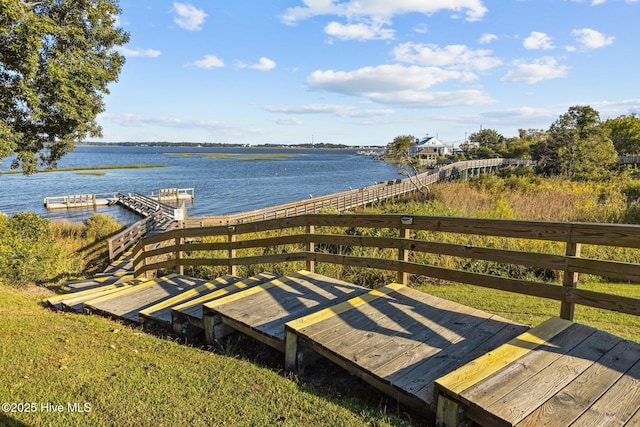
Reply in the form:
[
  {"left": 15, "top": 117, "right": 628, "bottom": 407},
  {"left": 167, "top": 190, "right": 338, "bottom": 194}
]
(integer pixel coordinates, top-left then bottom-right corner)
[{"left": 43, "top": 187, "right": 194, "bottom": 210}]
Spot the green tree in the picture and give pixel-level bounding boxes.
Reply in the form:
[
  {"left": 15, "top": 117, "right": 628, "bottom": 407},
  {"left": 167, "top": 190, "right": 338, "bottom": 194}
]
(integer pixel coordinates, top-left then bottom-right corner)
[
  {"left": 386, "top": 135, "right": 429, "bottom": 198},
  {"left": 467, "top": 128, "right": 505, "bottom": 158},
  {"left": 605, "top": 114, "right": 640, "bottom": 155},
  {"left": 503, "top": 129, "right": 545, "bottom": 159},
  {"left": 533, "top": 105, "right": 617, "bottom": 180},
  {"left": 0, "top": 0, "right": 129, "bottom": 174}
]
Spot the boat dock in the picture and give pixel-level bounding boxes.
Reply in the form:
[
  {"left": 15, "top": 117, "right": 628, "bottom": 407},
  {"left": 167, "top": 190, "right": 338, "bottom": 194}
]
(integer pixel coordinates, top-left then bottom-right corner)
[{"left": 43, "top": 188, "right": 194, "bottom": 209}]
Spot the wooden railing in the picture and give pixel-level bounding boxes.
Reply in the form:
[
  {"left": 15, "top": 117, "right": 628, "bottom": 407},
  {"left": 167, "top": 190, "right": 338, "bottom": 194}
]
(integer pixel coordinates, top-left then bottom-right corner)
[
  {"left": 131, "top": 213, "right": 640, "bottom": 321},
  {"left": 186, "top": 158, "right": 533, "bottom": 227}
]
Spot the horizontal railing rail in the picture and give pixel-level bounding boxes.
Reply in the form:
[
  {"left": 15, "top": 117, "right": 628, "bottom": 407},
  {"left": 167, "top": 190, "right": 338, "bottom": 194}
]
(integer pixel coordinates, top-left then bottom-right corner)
[{"left": 131, "top": 213, "right": 640, "bottom": 321}]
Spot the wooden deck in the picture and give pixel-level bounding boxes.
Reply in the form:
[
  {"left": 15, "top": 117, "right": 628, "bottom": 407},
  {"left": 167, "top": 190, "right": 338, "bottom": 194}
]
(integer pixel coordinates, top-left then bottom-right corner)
[
  {"left": 284, "top": 283, "right": 528, "bottom": 414},
  {"left": 83, "top": 274, "right": 202, "bottom": 323},
  {"left": 47, "top": 258, "right": 640, "bottom": 425},
  {"left": 201, "top": 270, "right": 371, "bottom": 350},
  {"left": 138, "top": 274, "right": 243, "bottom": 328},
  {"left": 171, "top": 272, "right": 279, "bottom": 336},
  {"left": 435, "top": 317, "right": 640, "bottom": 426}
]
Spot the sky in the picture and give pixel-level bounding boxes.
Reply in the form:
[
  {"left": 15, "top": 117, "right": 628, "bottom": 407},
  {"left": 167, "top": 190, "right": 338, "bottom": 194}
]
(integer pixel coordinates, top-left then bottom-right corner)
[{"left": 95, "top": 0, "right": 640, "bottom": 146}]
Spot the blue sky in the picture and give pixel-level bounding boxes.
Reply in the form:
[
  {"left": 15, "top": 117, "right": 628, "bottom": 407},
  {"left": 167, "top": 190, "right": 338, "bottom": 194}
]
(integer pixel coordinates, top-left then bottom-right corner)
[{"left": 96, "top": 0, "right": 640, "bottom": 146}]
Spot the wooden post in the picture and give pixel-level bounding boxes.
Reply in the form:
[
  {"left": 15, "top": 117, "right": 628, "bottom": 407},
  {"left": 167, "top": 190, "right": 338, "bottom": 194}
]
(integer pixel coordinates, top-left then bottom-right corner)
[
  {"left": 560, "top": 240, "right": 581, "bottom": 320},
  {"left": 175, "top": 233, "right": 184, "bottom": 275},
  {"left": 397, "top": 226, "right": 410, "bottom": 285},
  {"left": 306, "top": 223, "right": 315, "bottom": 273},
  {"left": 228, "top": 226, "right": 237, "bottom": 276}
]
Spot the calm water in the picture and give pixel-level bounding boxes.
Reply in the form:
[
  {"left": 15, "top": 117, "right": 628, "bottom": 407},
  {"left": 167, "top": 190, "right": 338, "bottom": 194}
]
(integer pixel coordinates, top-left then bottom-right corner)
[{"left": 0, "top": 145, "right": 400, "bottom": 224}]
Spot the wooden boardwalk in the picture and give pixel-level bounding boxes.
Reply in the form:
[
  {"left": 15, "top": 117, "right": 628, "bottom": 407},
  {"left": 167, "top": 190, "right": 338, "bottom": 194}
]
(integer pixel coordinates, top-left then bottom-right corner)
[
  {"left": 284, "top": 284, "right": 528, "bottom": 413},
  {"left": 47, "top": 265, "right": 640, "bottom": 425},
  {"left": 435, "top": 317, "right": 640, "bottom": 426}
]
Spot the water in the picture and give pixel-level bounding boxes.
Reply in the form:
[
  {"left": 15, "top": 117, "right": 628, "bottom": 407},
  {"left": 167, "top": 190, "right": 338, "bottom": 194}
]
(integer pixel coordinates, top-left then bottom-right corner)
[{"left": 0, "top": 145, "right": 400, "bottom": 224}]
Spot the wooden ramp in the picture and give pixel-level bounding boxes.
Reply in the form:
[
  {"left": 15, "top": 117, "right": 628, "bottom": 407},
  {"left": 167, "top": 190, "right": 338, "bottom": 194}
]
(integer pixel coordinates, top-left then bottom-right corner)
[
  {"left": 202, "top": 270, "right": 370, "bottom": 350},
  {"left": 284, "top": 283, "right": 528, "bottom": 415},
  {"left": 171, "top": 272, "right": 280, "bottom": 336},
  {"left": 47, "top": 280, "right": 140, "bottom": 312},
  {"left": 434, "top": 317, "right": 640, "bottom": 427},
  {"left": 83, "top": 274, "right": 202, "bottom": 323},
  {"left": 138, "top": 274, "right": 243, "bottom": 328}
]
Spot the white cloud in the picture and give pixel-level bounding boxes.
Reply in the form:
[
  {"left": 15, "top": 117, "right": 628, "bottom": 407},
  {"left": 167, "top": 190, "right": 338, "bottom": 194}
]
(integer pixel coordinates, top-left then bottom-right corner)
[
  {"left": 502, "top": 57, "right": 569, "bottom": 84},
  {"left": 392, "top": 42, "right": 502, "bottom": 71},
  {"left": 306, "top": 64, "right": 493, "bottom": 108},
  {"left": 324, "top": 21, "right": 395, "bottom": 41},
  {"left": 572, "top": 28, "right": 615, "bottom": 49},
  {"left": 523, "top": 31, "right": 555, "bottom": 50},
  {"left": 270, "top": 116, "right": 304, "bottom": 125},
  {"left": 173, "top": 2, "right": 207, "bottom": 31},
  {"left": 251, "top": 57, "right": 277, "bottom": 71},
  {"left": 115, "top": 47, "right": 161, "bottom": 58},
  {"left": 280, "top": 0, "right": 488, "bottom": 25},
  {"left": 370, "top": 90, "right": 494, "bottom": 108},
  {"left": 308, "top": 64, "right": 474, "bottom": 96},
  {"left": 479, "top": 33, "right": 498, "bottom": 44},
  {"left": 194, "top": 54, "right": 225, "bottom": 69},
  {"left": 264, "top": 103, "right": 394, "bottom": 118}
]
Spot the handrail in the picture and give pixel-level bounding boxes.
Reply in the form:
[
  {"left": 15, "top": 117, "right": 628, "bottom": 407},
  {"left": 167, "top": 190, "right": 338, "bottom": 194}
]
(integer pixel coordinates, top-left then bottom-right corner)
[{"left": 131, "top": 213, "right": 640, "bottom": 321}]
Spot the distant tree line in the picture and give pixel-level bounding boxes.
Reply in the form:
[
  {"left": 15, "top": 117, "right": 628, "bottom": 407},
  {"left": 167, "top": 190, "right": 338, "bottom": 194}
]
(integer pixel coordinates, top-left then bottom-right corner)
[{"left": 389, "top": 105, "right": 640, "bottom": 181}]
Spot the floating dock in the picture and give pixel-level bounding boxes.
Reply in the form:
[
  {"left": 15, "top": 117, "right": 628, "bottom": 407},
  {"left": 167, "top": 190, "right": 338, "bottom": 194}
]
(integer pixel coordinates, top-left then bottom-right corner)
[{"left": 43, "top": 188, "right": 194, "bottom": 209}]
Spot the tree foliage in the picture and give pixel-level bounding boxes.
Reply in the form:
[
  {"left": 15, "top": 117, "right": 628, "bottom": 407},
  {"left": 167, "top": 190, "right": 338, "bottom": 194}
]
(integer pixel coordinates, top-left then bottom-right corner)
[
  {"left": 605, "top": 114, "right": 640, "bottom": 155},
  {"left": 386, "top": 134, "right": 430, "bottom": 198},
  {"left": 532, "top": 105, "right": 617, "bottom": 180},
  {"left": 0, "top": 0, "right": 129, "bottom": 174},
  {"left": 467, "top": 128, "right": 505, "bottom": 158}
]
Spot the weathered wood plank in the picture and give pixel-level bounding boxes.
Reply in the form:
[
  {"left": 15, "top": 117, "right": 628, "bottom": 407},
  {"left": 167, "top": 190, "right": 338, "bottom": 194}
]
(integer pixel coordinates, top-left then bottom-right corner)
[
  {"left": 138, "top": 275, "right": 241, "bottom": 325},
  {"left": 435, "top": 317, "right": 573, "bottom": 398},
  {"left": 570, "top": 358, "right": 640, "bottom": 426},
  {"left": 517, "top": 339, "right": 640, "bottom": 427},
  {"left": 482, "top": 329, "right": 618, "bottom": 425}
]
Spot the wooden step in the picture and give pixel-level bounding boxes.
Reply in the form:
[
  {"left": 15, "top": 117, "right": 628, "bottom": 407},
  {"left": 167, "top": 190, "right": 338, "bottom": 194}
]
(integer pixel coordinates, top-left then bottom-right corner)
[
  {"left": 171, "top": 272, "right": 279, "bottom": 336},
  {"left": 201, "top": 270, "right": 370, "bottom": 350},
  {"left": 138, "top": 275, "right": 243, "bottom": 328},
  {"left": 83, "top": 274, "right": 201, "bottom": 323},
  {"left": 285, "top": 284, "right": 528, "bottom": 415},
  {"left": 434, "top": 317, "right": 640, "bottom": 426},
  {"left": 47, "top": 280, "right": 136, "bottom": 310}
]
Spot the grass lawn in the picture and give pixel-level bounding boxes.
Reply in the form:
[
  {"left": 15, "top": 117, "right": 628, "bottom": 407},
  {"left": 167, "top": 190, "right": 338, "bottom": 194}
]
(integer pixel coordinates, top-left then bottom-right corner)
[{"left": 0, "top": 284, "right": 416, "bottom": 427}]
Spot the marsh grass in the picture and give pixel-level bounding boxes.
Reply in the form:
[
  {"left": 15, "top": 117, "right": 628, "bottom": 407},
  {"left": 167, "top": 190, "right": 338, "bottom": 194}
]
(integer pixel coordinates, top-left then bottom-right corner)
[
  {"left": 163, "top": 152, "right": 301, "bottom": 161},
  {"left": 0, "top": 164, "right": 166, "bottom": 175}
]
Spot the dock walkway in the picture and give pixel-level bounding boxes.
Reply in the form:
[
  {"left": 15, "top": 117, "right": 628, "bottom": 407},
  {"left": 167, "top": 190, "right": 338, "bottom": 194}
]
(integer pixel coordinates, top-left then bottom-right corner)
[{"left": 47, "top": 267, "right": 640, "bottom": 425}]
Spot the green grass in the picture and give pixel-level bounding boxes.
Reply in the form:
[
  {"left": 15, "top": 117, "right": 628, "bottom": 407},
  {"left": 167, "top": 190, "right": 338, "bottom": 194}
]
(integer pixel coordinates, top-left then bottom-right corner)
[
  {"left": 0, "top": 285, "right": 413, "bottom": 427},
  {"left": 0, "top": 164, "right": 167, "bottom": 175},
  {"left": 162, "top": 152, "right": 301, "bottom": 161}
]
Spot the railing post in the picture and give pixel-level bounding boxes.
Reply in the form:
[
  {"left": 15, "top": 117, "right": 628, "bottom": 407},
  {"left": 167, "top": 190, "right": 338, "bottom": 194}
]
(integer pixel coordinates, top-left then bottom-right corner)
[
  {"left": 228, "top": 226, "right": 237, "bottom": 276},
  {"left": 306, "top": 222, "right": 315, "bottom": 273},
  {"left": 397, "top": 226, "right": 410, "bottom": 285},
  {"left": 175, "top": 230, "right": 184, "bottom": 275},
  {"left": 560, "top": 239, "right": 581, "bottom": 320}
]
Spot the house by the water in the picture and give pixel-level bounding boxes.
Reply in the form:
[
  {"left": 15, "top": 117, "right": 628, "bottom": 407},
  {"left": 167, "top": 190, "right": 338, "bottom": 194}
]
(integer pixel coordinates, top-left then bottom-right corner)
[{"left": 409, "top": 136, "right": 454, "bottom": 164}]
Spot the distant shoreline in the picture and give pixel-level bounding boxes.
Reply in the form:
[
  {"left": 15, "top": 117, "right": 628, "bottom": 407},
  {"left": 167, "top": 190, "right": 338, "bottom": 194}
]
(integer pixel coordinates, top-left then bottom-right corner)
[{"left": 78, "top": 142, "right": 384, "bottom": 150}]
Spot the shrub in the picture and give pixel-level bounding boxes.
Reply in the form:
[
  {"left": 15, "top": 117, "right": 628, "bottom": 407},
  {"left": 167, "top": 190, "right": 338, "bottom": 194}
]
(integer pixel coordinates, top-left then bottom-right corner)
[
  {"left": 83, "top": 213, "right": 122, "bottom": 241},
  {"left": 0, "top": 212, "right": 64, "bottom": 286}
]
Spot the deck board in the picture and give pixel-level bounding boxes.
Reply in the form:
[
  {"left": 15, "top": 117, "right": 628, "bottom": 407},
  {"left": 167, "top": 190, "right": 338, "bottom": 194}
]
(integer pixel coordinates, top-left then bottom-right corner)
[
  {"left": 286, "top": 285, "right": 528, "bottom": 414},
  {"left": 170, "top": 273, "right": 279, "bottom": 335},
  {"left": 83, "top": 274, "right": 200, "bottom": 323},
  {"left": 202, "top": 270, "right": 369, "bottom": 350},
  {"left": 435, "top": 319, "right": 640, "bottom": 426},
  {"left": 138, "top": 275, "right": 242, "bottom": 327}
]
